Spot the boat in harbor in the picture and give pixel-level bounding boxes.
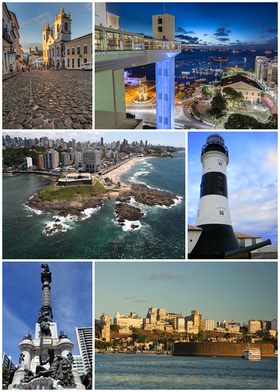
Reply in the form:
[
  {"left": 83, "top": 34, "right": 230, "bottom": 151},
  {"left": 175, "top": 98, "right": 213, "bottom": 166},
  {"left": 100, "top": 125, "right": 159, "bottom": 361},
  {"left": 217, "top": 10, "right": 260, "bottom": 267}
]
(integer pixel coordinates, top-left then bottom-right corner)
[
  {"left": 242, "top": 347, "right": 261, "bottom": 360},
  {"left": 211, "top": 57, "right": 228, "bottom": 62}
]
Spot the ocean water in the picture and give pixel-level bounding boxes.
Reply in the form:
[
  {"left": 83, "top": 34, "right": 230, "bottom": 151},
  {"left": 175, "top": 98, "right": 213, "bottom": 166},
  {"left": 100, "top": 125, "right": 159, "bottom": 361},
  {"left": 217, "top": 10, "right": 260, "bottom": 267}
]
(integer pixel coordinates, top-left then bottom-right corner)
[
  {"left": 2, "top": 153, "right": 185, "bottom": 259},
  {"left": 95, "top": 353, "right": 277, "bottom": 390},
  {"left": 127, "top": 49, "right": 276, "bottom": 85}
]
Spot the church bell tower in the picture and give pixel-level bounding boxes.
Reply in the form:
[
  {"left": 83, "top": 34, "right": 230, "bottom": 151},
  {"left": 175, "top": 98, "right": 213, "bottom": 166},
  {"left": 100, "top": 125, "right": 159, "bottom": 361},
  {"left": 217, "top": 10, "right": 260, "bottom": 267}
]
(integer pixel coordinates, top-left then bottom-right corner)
[{"left": 54, "top": 7, "right": 72, "bottom": 42}]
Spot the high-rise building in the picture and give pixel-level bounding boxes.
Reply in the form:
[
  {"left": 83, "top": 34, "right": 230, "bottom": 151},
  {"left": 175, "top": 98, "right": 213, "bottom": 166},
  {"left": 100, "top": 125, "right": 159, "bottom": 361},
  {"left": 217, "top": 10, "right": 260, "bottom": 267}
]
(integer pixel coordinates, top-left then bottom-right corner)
[
  {"left": 61, "top": 152, "right": 70, "bottom": 166},
  {"left": 83, "top": 151, "right": 100, "bottom": 173},
  {"left": 43, "top": 149, "right": 59, "bottom": 169},
  {"left": 72, "top": 355, "right": 85, "bottom": 376},
  {"left": 37, "top": 154, "right": 44, "bottom": 170},
  {"left": 75, "top": 327, "right": 93, "bottom": 371},
  {"left": 2, "top": 352, "right": 16, "bottom": 371}
]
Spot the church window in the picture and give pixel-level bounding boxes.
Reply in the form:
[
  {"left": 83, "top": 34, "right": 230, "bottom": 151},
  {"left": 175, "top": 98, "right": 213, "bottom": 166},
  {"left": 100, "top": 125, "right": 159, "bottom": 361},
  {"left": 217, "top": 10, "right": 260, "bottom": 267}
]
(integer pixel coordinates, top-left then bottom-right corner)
[
  {"left": 72, "top": 47, "right": 75, "bottom": 55},
  {"left": 64, "top": 22, "right": 68, "bottom": 31},
  {"left": 83, "top": 44, "right": 88, "bottom": 54},
  {"left": 62, "top": 44, "right": 65, "bottom": 50},
  {"left": 77, "top": 46, "right": 81, "bottom": 55},
  {"left": 57, "top": 24, "right": 59, "bottom": 33},
  {"left": 67, "top": 47, "right": 70, "bottom": 55}
]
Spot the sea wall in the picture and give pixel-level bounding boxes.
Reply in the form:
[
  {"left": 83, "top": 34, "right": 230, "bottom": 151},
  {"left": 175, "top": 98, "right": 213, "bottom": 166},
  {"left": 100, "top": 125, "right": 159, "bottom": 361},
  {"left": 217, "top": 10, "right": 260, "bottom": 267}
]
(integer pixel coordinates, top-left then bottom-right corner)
[{"left": 173, "top": 342, "right": 274, "bottom": 358}]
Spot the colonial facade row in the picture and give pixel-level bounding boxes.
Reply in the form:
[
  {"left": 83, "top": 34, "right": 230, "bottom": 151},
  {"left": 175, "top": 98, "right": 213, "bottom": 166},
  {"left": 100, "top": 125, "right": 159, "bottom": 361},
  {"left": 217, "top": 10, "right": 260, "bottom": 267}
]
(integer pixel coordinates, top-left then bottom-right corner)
[{"left": 42, "top": 7, "right": 92, "bottom": 69}]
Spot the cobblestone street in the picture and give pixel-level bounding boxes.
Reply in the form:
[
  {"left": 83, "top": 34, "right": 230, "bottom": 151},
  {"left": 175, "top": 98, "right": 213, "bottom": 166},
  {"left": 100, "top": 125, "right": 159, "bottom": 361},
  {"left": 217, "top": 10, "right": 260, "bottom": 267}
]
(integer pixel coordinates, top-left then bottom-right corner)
[{"left": 3, "top": 70, "right": 92, "bottom": 129}]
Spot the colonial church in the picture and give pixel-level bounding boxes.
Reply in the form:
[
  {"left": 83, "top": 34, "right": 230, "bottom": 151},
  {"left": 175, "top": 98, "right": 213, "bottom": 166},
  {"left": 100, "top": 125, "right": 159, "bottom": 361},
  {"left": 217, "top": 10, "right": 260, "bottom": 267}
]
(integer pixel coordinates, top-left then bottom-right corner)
[{"left": 42, "top": 7, "right": 92, "bottom": 69}]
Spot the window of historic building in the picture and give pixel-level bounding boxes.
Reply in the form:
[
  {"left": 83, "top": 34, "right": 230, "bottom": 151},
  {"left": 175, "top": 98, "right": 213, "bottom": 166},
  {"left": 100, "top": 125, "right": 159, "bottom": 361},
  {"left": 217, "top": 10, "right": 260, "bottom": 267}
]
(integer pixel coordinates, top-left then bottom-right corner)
[
  {"left": 83, "top": 58, "right": 88, "bottom": 63},
  {"left": 72, "top": 58, "right": 75, "bottom": 68},
  {"left": 134, "top": 36, "right": 143, "bottom": 50},
  {"left": 83, "top": 44, "right": 88, "bottom": 54},
  {"left": 95, "top": 30, "right": 102, "bottom": 50},
  {"left": 64, "top": 22, "right": 68, "bottom": 31},
  {"left": 124, "top": 35, "right": 132, "bottom": 50},
  {"left": 67, "top": 47, "right": 70, "bottom": 55},
  {"left": 67, "top": 58, "right": 70, "bottom": 67},
  {"left": 77, "top": 46, "right": 81, "bottom": 55},
  {"left": 105, "top": 32, "right": 120, "bottom": 50},
  {"left": 77, "top": 58, "right": 80, "bottom": 68},
  {"left": 72, "top": 47, "right": 75, "bottom": 55}
]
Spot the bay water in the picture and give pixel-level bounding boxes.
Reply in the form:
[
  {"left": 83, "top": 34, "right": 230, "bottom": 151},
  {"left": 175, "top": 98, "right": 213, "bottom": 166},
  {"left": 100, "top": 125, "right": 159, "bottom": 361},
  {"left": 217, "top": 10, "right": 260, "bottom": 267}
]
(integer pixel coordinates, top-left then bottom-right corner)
[
  {"left": 3, "top": 153, "right": 185, "bottom": 259},
  {"left": 95, "top": 353, "right": 277, "bottom": 390}
]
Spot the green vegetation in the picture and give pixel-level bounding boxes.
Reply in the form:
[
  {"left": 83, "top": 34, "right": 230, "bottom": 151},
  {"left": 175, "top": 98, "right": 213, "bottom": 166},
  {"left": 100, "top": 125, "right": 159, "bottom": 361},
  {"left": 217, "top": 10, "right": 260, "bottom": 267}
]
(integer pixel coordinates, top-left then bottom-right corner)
[
  {"left": 225, "top": 113, "right": 277, "bottom": 129},
  {"left": 222, "top": 87, "right": 244, "bottom": 108},
  {"left": 201, "top": 86, "right": 212, "bottom": 98},
  {"left": 3, "top": 146, "right": 47, "bottom": 168},
  {"left": 39, "top": 179, "right": 107, "bottom": 201},
  {"left": 207, "top": 92, "right": 228, "bottom": 120},
  {"left": 110, "top": 324, "right": 120, "bottom": 332},
  {"left": 136, "top": 333, "right": 147, "bottom": 343}
]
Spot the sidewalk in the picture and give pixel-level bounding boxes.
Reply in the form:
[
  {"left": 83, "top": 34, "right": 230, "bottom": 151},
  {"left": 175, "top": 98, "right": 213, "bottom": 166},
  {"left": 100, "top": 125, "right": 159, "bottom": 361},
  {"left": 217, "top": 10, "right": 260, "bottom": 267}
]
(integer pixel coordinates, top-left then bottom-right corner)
[{"left": 3, "top": 71, "right": 21, "bottom": 81}]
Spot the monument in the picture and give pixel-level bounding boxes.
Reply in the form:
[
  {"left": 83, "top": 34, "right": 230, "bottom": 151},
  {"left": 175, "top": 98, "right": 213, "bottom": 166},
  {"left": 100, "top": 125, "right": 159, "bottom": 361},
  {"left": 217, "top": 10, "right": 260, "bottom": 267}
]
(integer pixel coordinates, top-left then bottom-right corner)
[{"left": 8, "top": 264, "right": 85, "bottom": 390}]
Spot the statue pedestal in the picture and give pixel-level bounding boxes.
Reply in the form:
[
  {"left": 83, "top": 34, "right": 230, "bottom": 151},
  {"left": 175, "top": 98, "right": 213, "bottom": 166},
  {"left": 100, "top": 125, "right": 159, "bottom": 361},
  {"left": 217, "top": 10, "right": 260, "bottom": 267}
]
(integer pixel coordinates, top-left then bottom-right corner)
[
  {"left": 72, "top": 370, "right": 86, "bottom": 390},
  {"left": 8, "top": 368, "right": 25, "bottom": 389}
]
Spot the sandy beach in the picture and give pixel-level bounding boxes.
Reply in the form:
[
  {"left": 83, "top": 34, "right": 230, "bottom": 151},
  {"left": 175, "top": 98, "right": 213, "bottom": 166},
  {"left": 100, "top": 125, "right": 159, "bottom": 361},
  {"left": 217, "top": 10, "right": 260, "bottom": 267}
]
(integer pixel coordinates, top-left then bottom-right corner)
[{"left": 106, "top": 156, "right": 142, "bottom": 184}]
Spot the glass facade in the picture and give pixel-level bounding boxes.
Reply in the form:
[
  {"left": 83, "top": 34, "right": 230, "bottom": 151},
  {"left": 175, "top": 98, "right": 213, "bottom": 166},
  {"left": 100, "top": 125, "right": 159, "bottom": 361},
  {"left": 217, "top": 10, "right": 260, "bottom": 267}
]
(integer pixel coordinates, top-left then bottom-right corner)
[{"left": 105, "top": 32, "right": 120, "bottom": 50}]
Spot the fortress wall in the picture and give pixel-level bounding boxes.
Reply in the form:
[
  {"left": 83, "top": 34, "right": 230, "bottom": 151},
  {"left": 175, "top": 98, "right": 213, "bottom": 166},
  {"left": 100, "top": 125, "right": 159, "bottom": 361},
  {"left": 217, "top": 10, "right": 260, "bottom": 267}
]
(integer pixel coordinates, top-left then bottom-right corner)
[{"left": 173, "top": 342, "right": 274, "bottom": 358}]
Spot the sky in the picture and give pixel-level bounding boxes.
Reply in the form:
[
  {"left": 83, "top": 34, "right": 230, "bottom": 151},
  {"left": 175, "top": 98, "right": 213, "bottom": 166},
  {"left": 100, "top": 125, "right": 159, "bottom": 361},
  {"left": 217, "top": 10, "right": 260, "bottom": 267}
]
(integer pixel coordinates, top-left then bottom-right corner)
[
  {"left": 95, "top": 261, "right": 277, "bottom": 326},
  {"left": 6, "top": 2, "right": 92, "bottom": 52},
  {"left": 188, "top": 132, "right": 278, "bottom": 245},
  {"left": 3, "top": 262, "right": 92, "bottom": 365},
  {"left": 105, "top": 2, "right": 278, "bottom": 50},
  {"left": 3, "top": 131, "right": 185, "bottom": 147}
]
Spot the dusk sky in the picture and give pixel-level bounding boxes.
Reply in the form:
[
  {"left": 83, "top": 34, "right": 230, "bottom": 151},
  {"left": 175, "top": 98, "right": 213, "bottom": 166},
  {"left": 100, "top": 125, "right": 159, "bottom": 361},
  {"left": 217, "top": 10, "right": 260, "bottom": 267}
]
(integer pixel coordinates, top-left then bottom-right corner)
[
  {"left": 6, "top": 2, "right": 92, "bottom": 52},
  {"left": 105, "top": 2, "right": 278, "bottom": 50},
  {"left": 96, "top": 261, "right": 277, "bottom": 326},
  {"left": 188, "top": 132, "right": 278, "bottom": 245},
  {"left": 3, "top": 262, "right": 92, "bottom": 366},
  {"left": 3, "top": 131, "right": 185, "bottom": 147}
]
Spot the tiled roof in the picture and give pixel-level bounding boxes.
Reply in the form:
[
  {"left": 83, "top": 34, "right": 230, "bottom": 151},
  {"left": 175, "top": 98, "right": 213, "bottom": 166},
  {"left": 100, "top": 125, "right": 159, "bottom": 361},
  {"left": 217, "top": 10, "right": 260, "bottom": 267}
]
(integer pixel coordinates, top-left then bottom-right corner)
[
  {"left": 188, "top": 225, "right": 203, "bottom": 231},
  {"left": 221, "top": 74, "right": 263, "bottom": 91},
  {"left": 235, "top": 232, "right": 262, "bottom": 239}
]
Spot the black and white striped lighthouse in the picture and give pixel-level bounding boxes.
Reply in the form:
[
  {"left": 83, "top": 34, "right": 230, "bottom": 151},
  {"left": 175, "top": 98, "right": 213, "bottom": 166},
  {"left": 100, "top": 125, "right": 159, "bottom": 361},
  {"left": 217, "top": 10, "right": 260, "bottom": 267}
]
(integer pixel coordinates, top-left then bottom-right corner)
[{"left": 190, "top": 134, "right": 240, "bottom": 256}]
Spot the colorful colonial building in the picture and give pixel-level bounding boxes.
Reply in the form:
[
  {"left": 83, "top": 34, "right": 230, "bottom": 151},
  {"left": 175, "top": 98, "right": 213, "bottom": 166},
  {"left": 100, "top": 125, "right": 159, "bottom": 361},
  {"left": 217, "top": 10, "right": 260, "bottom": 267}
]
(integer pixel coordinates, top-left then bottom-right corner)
[{"left": 42, "top": 6, "right": 92, "bottom": 70}]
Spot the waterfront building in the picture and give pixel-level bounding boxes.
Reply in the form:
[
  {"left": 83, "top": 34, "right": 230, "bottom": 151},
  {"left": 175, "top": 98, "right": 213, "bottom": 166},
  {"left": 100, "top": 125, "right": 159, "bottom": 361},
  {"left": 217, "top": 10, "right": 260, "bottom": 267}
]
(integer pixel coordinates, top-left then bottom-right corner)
[
  {"left": 95, "top": 2, "right": 181, "bottom": 129},
  {"left": 2, "top": 352, "right": 16, "bottom": 371},
  {"left": 113, "top": 311, "right": 143, "bottom": 329},
  {"left": 157, "top": 308, "right": 167, "bottom": 321},
  {"left": 255, "top": 56, "right": 278, "bottom": 88},
  {"left": 201, "top": 318, "right": 215, "bottom": 331},
  {"left": 23, "top": 156, "right": 33, "bottom": 170},
  {"left": 248, "top": 319, "right": 261, "bottom": 334},
  {"left": 146, "top": 307, "right": 157, "bottom": 324},
  {"left": 61, "top": 152, "right": 70, "bottom": 166},
  {"left": 96, "top": 313, "right": 111, "bottom": 342},
  {"left": 2, "top": 2, "right": 21, "bottom": 73},
  {"left": 43, "top": 149, "right": 59, "bottom": 170},
  {"left": 271, "top": 319, "right": 278, "bottom": 331},
  {"left": 75, "top": 327, "right": 93, "bottom": 372},
  {"left": 221, "top": 74, "right": 263, "bottom": 103},
  {"left": 82, "top": 150, "right": 101, "bottom": 173}
]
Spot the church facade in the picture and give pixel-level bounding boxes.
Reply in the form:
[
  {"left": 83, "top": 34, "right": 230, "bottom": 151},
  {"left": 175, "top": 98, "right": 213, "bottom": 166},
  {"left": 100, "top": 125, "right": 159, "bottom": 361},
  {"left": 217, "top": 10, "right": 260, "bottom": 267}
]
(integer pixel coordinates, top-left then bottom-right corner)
[{"left": 42, "top": 7, "right": 92, "bottom": 69}]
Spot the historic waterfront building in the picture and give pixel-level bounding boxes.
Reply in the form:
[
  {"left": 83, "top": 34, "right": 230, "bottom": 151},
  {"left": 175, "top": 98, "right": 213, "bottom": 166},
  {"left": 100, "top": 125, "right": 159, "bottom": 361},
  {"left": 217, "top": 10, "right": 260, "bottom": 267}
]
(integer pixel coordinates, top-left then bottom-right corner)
[{"left": 43, "top": 7, "right": 92, "bottom": 69}]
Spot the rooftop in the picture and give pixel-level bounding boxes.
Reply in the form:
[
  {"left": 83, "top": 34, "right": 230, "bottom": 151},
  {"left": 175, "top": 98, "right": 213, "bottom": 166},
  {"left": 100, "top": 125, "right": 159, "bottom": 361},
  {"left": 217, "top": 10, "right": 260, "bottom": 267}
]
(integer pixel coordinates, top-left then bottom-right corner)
[{"left": 221, "top": 74, "right": 263, "bottom": 91}]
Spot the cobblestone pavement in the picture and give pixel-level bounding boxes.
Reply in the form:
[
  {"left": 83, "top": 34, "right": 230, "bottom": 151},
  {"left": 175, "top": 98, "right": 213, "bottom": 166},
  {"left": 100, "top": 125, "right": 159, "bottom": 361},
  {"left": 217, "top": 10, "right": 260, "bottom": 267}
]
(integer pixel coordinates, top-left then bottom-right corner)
[{"left": 3, "top": 70, "right": 92, "bottom": 129}]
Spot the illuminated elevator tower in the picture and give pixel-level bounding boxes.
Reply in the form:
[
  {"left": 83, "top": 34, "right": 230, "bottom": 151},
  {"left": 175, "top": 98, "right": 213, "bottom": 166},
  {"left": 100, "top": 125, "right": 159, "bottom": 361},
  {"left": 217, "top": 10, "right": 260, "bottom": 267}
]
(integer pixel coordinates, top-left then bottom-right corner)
[{"left": 191, "top": 134, "right": 239, "bottom": 255}]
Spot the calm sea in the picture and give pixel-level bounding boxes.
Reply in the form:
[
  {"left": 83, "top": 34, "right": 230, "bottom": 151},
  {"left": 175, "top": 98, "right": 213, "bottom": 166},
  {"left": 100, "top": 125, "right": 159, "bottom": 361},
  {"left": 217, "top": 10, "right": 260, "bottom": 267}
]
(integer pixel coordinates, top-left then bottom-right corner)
[
  {"left": 2, "top": 153, "right": 185, "bottom": 259},
  {"left": 127, "top": 49, "right": 276, "bottom": 85},
  {"left": 95, "top": 353, "right": 277, "bottom": 390}
]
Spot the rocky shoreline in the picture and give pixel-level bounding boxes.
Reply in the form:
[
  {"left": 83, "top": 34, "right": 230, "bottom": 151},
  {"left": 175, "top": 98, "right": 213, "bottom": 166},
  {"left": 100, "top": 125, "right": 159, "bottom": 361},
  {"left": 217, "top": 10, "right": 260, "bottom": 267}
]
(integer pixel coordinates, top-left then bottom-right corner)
[{"left": 114, "top": 184, "right": 178, "bottom": 228}]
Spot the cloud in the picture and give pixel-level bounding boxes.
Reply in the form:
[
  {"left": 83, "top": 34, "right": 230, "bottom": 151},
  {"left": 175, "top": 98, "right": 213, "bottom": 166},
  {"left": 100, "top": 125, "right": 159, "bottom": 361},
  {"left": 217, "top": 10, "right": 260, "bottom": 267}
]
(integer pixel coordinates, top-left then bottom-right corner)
[
  {"left": 261, "top": 28, "right": 277, "bottom": 34},
  {"left": 204, "top": 34, "right": 208, "bottom": 36},
  {"left": 216, "top": 37, "right": 230, "bottom": 42},
  {"left": 20, "top": 11, "right": 53, "bottom": 27},
  {"left": 133, "top": 299, "right": 148, "bottom": 303},
  {"left": 143, "top": 272, "right": 185, "bottom": 282},
  {"left": 235, "top": 266, "right": 258, "bottom": 275},
  {"left": 214, "top": 27, "right": 231, "bottom": 37},
  {"left": 124, "top": 296, "right": 135, "bottom": 301},
  {"left": 176, "top": 28, "right": 196, "bottom": 34},
  {"left": 175, "top": 34, "right": 200, "bottom": 45}
]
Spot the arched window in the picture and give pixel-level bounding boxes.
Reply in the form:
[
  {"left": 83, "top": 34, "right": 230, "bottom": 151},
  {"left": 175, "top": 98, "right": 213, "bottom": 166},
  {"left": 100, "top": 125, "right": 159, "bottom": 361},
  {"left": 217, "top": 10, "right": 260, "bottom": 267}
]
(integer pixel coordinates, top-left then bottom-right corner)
[
  {"left": 72, "top": 58, "right": 75, "bottom": 68},
  {"left": 67, "top": 47, "right": 70, "bottom": 55},
  {"left": 67, "top": 58, "right": 70, "bottom": 67},
  {"left": 83, "top": 58, "right": 88, "bottom": 64},
  {"left": 77, "top": 58, "right": 80, "bottom": 68},
  {"left": 57, "top": 24, "right": 59, "bottom": 33},
  {"left": 83, "top": 44, "right": 88, "bottom": 54},
  {"left": 71, "top": 47, "right": 75, "bottom": 55},
  {"left": 77, "top": 46, "right": 81, "bottom": 55},
  {"left": 64, "top": 22, "right": 68, "bottom": 31},
  {"left": 62, "top": 44, "right": 65, "bottom": 50}
]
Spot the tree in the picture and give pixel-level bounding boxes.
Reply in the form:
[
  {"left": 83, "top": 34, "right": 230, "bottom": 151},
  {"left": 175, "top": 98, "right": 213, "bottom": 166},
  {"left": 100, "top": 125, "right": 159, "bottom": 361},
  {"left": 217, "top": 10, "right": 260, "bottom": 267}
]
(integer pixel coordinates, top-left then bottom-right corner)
[
  {"left": 207, "top": 92, "right": 228, "bottom": 120},
  {"left": 110, "top": 324, "right": 120, "bottom": 332},
  {"left": 137, "top": 333, "right": 147, "bottom": 343},
  {"left": 201, "top": 86, "right": 212, "bottom": 98},
  {"left": 224, "top": 333, "right": 230, "bottom": 340},
  {"left": 263, "top": 113, "right": 277, "bottom": 129},
  {"left": 248, "top": 68, "right": 255, "bottom": 73},
  {"left": 225, "top": 113, "right": 261, "bottom": 129}
]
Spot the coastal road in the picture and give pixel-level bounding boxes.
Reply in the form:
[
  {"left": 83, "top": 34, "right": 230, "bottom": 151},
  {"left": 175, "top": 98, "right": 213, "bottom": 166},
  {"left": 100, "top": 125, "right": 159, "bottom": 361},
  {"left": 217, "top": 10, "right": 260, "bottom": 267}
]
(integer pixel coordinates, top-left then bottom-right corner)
[{"left": 2, "top": 69, "right": 92, "bottom": 129}]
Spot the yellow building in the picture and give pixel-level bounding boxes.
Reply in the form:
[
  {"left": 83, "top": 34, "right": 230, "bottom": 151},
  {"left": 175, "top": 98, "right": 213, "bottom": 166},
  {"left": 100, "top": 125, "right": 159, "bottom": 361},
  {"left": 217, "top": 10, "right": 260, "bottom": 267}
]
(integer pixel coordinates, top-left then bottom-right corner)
[
  {"left": 42, "top": 7, "right": 92, "bottom": 69},
  {"left": 65, "top": 33, "right": 92, "bottom": 69},
  {"left": 221, "top": 74, "right": 263, "bottom": 103}
]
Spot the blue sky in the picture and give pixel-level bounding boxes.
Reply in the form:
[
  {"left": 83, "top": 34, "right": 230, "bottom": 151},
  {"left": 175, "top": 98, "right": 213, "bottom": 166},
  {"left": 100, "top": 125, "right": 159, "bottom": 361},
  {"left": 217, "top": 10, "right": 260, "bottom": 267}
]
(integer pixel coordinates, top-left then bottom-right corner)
[
  {"left": 3, "top": 262, "right": 92, "bottom": 366},
  {"left": 105, "top": 2, "right": 277, "bottom": 50},
  {"left": 95, "top": 262, "right": 277, "bottom": 326},
  {"left": 6, "top": 2, "right": 92, "bottom": 52},
  {"left": 3, "top": 131, "right": 185, "bottom": 147},
  {"left": 188, "top": 132, "right": 278, "bottom": 245}
]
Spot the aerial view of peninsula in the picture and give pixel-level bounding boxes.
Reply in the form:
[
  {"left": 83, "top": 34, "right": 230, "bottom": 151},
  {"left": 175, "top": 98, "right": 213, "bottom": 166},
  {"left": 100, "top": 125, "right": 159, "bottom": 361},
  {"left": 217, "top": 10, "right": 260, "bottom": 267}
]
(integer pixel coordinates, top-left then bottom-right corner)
[{"left": 3, "top": 131, "right": 185, "bottom": 259}]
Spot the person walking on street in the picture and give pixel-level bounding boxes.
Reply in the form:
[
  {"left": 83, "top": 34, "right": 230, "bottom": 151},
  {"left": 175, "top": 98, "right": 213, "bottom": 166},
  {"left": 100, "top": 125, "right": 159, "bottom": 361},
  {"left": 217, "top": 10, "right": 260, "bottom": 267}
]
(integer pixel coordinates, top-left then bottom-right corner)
[{"left": 9, "top": 64, "right": 13, "bottom": 73}]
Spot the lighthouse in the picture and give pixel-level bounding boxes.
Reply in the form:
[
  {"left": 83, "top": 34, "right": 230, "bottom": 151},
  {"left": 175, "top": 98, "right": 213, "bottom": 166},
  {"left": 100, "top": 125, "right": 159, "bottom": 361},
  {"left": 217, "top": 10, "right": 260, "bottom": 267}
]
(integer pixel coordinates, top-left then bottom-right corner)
[{"left": 190, "top": 134, "right": 240, "bottom": 256}]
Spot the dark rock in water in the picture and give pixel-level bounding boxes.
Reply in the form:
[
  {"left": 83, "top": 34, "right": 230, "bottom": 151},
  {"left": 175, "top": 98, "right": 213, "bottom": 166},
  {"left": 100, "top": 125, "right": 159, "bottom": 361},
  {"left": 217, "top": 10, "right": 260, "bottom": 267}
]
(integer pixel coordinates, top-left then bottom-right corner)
[
  {"left": 44, "top": 224, "right": 63, "bottom": 235},
  {"left": 120, "top": 183, "right": 178, "bottom": 207},
  {"left": 114, "top": 203, "right": 144, "bottom": 223},
  {"left": 116, "top": 195, "right": 131, "bottom": 203},
  {"left": 131, "top": 224, "right": 139, "bottom": 230}
]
